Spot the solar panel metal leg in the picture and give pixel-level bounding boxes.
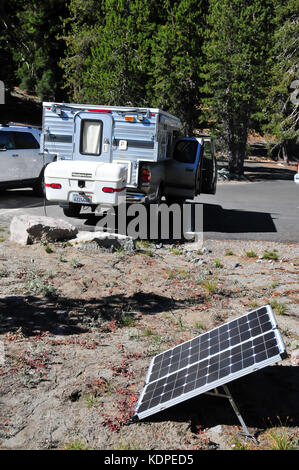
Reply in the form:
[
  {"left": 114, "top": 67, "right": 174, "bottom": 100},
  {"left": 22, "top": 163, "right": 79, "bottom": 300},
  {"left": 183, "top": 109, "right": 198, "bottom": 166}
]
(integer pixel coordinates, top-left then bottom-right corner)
[{"left": 205, "top": 385, "right": 257, "bottom": 443}]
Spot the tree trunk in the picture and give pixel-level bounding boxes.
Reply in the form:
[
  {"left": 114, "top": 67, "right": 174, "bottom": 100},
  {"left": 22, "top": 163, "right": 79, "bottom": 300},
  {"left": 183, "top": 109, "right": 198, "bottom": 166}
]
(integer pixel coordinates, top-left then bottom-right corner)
[
  {"left": 228, "top": 151, "right": 244, "bottom": 176},
  {"left": 227, "top": 119, "right": 248, "bottom": 177},
  {"left": 228, "top": 140, "right": 247, "bottom": 176},
  {"left": 282, "top": 142, "right": 289, "bottom": 165}
]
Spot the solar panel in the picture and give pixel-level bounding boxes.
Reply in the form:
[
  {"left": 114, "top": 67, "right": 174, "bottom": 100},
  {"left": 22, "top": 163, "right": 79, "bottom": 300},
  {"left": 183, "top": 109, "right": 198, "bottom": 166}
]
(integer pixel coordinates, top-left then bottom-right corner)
[{"left": 134, "top": 305, "right": 287, "bottom": 420}]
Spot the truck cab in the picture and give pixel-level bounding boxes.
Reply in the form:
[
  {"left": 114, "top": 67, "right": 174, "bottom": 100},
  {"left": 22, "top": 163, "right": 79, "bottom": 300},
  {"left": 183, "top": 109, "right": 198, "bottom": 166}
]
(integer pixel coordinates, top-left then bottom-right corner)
[{"left": 162, "top": 135, "right": 217, "bottom": 203}]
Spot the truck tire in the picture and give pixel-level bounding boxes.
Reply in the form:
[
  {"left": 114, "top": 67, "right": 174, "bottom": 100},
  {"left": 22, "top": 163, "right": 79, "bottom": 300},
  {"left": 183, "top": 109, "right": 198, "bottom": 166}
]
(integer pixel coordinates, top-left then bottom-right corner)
[
  {"left": 62, "top": 203, "right": 82, "bottom": 217},
  {"left": 165, "top": 196, "right": 186, "bottom": 205}
]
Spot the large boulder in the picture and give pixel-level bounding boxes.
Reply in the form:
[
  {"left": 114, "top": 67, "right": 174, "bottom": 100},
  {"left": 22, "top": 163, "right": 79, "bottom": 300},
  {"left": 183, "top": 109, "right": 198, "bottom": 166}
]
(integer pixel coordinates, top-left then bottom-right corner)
[{"left": 9, "top": 215, "right": 78, "bottom": 245}]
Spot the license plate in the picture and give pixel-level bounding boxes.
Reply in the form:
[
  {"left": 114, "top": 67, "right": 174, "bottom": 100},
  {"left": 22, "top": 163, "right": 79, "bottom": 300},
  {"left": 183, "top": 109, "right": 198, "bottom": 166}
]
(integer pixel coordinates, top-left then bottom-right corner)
[{"left": 72, "top": 193, "right": 92, "bottom": 204}]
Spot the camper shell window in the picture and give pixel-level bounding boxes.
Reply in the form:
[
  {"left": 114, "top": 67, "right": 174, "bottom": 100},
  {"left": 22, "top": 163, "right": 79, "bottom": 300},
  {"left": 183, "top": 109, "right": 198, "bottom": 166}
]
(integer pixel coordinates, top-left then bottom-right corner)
[{"left": 80, "top": 119, "right": 103, "bottom": 156}]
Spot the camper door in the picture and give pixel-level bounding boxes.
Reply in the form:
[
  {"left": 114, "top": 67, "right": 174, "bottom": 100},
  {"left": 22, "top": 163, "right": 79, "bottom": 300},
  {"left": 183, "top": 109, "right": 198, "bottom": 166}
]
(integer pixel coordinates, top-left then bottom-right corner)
[{"left": 74, "top": 112, "right": 113, "bottom": 163}]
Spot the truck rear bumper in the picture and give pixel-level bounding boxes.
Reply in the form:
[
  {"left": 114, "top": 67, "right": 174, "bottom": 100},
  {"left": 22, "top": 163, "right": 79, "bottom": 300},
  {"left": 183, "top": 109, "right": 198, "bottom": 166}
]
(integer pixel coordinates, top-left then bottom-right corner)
[
  {"left": 59, "top": 192, "right": 149, "bottom": 208},
  {"left": 126, "top": 191, "right": 148, "bottom": 203}
]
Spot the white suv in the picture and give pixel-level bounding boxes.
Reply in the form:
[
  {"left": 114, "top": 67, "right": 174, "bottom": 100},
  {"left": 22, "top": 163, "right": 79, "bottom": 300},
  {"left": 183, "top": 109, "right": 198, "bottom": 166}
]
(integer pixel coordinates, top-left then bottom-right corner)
[{"left": 0, "top": 124, "right": 52, "bottom": 196}]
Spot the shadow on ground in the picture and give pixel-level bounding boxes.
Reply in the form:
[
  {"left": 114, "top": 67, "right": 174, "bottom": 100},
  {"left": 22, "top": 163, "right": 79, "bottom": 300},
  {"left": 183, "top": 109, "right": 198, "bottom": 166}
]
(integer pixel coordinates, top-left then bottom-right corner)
[
  {"left": 144, "top": 365, "right": 299, "bottom": 433},
  {"left": 0, "top": 292, "right": 186, "bottom": 336},
  {"left": 0, "top": 189, "right": 55, "bottom": 210},
  {"left": 77, "top": 201, "right": 277, "bottom": 240},
  {"left": 203, "top": 203, "right": 276, "bottom": 234}
]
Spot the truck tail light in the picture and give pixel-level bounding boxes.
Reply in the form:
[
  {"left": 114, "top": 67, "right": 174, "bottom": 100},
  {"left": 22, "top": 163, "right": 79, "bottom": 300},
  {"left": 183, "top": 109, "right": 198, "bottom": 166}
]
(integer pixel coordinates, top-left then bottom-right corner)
[
  {"left": 45, "top": 183, "right": 61, "bottom": 189},
  {"left": 141, "top": 168, "right": 151, "bottom": 184},
  {"left": 87, "top": 109, "right": 111, "bottom": 113},
  {"left": 102, "top": 187, "right": 126, "bottom": 193}
]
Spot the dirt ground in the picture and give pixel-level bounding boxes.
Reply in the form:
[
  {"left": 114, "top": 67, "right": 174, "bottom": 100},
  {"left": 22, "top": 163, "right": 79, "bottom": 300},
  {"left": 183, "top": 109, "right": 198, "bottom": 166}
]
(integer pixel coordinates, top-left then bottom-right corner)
[{"left": 0, "top": 228, "right": 298, "bottom": 451}]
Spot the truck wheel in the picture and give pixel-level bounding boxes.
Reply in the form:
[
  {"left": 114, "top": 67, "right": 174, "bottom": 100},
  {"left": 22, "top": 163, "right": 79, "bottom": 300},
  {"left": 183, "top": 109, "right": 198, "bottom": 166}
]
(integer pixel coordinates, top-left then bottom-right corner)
[
  {"left": 62, "top": 203, "right": 82, "bottom": 217},
  {"left": 165, "top": 196, "right": 186, "bottom": 205}
]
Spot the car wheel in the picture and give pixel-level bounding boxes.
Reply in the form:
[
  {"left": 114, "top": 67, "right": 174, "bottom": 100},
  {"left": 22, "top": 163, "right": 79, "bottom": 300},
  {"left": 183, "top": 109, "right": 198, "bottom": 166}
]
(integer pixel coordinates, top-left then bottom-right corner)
[
  {"left": 62, "top": 203, "right": 82, "bottom": 217},
  {"left": 32, "top": 172, "right": 45, "bottom": 197}
]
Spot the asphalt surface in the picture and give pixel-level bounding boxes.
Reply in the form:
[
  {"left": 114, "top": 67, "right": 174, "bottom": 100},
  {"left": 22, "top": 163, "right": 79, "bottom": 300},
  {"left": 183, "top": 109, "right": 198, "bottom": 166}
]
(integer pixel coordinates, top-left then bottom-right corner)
[{"left": 0, "top": 163, "right": 298, "bottom": 243}]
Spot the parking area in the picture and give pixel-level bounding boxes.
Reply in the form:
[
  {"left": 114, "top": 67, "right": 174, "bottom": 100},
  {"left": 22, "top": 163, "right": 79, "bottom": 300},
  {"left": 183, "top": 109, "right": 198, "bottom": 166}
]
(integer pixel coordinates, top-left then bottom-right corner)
[{"left": 0, "top": 163, "right": 298, "bottom": 243}]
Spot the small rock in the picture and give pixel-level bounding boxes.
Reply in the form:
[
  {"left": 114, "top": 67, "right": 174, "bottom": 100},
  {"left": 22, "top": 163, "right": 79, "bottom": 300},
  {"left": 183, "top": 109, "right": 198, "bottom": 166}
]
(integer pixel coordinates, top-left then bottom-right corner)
[
  {"left": 231, "top": 262, "right": 240, "bottom": 268},
  {"left": 208, "top": 425, "right": 223, "bottom": 434},
  {"left": 290, "top": 349, "right": 299, "bottom": 366},
  {"left": 290, "top": 340, "right": 299, "bottom": 350},
  {"left": 195, "top": 259, "right": 207, "bottom": 266}
]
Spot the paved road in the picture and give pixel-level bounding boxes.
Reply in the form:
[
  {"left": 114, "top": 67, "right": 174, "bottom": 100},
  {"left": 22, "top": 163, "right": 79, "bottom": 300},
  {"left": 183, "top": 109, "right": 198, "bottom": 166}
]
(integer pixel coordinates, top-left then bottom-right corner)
[
  {"left": 0, "top": 164, "right": 298, "bottom": 243},
  {"left": 197, "top": 179, "right": 298, "bottom": 242}
]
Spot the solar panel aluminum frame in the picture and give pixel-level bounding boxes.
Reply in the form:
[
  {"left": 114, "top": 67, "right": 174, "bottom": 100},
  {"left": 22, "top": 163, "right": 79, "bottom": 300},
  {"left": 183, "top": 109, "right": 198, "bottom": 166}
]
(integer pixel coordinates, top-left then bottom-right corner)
[{"left": 134, "top": 305, "right": 287, "bottom": 420}]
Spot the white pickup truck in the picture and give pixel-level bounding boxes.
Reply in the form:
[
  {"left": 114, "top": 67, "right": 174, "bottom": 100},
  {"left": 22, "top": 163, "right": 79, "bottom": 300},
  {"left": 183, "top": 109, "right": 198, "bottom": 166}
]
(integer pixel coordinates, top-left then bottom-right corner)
[{"left": 42, "top": 103, "right": 217, "bottom": 216}]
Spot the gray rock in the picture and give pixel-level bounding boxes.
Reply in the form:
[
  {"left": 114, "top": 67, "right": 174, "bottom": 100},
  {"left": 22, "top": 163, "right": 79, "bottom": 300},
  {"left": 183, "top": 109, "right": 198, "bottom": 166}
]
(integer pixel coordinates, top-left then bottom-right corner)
[
  {"left": 69, "top": 230, "right": 136, "bottom": 252},
  {"left": 10, "top": 215, "right": 78, "bottom": 245},
  {"left": 193, "top": 259, "right": 207, "bottom": 266},
  {"left": 231, "top": 262, "right": 240, "bottom": 268},
  {"left": 290, "top": 349, "right": 299, "bottom": 366}
]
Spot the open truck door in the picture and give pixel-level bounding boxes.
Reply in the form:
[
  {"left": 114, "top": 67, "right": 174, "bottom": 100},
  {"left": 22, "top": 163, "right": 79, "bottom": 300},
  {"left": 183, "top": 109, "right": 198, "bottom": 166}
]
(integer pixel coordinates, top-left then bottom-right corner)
[
  {"left": 164, "top": 137, "right": 202, "bottom": 202},
  {"left": 74, "top": 111, "right": 113, "bottom": 163},
  {"left": 200, "top": 137, "right": 217, "bottom": 195}
]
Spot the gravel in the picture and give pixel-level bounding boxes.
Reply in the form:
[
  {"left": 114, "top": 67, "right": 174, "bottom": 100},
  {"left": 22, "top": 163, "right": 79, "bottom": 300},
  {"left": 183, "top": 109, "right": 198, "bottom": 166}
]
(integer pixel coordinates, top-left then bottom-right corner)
[{"left": 0, "top": 232, "right": 298, "bottom": 450}]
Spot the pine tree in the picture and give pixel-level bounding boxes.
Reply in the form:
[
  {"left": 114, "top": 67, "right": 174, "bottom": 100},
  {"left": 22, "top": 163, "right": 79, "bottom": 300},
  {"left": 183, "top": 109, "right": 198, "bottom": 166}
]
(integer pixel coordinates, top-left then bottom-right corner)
[
  {"left": 0, "top": 0, "right": 68, "bottom": 100},
  {"left": 62, "top": 0, "right": 158, "bottom": 106},
  {"left": 265, "top": 0, "right": 299, "bottom": 163},
  {"left": 59, "top": 0, "right": 106, "bottom": 102},
  {"left": 150, "top": 0, "right": 207, "bottom": 135},
  {"left": 202, "top": 0, "right": 275, "bottom": 175},
  {"left": 61, "top": 0, "right": 207, "bottom": 129},
  {"left": 0, "top": 1, "right": 16, "bottom": 90}
]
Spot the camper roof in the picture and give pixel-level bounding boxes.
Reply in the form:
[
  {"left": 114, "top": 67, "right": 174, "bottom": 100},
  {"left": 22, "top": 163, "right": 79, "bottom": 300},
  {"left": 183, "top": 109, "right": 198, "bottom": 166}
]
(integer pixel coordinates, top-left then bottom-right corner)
[{"left": 42, "top": 102, "right": 181, "bottom": 122}]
